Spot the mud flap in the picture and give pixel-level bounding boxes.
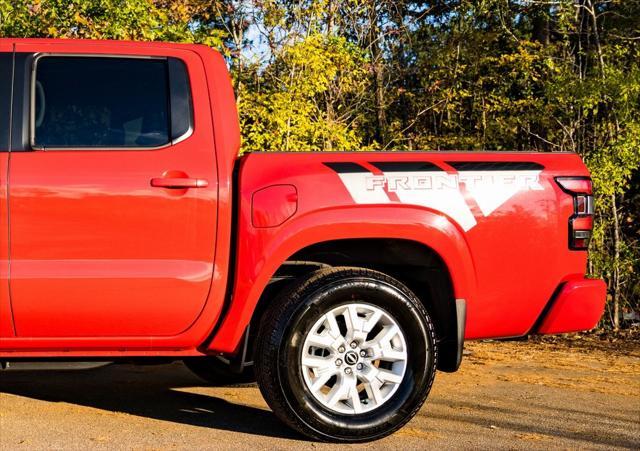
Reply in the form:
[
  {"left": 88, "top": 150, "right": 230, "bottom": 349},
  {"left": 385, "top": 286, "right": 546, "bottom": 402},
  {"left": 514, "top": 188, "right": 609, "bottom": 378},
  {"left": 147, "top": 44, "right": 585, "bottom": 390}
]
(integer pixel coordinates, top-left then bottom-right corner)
[{"left": 436, "top": 298, "right": 466, "bottom": 372}]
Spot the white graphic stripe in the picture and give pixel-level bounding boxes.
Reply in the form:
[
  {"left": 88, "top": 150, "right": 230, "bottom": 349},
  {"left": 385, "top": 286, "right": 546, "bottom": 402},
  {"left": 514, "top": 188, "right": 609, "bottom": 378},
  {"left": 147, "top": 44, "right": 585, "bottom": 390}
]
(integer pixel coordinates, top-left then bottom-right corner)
[
  {"left": 381, "top": 171, "right": 477, "bottom": 231},
  {"left": 336, "top": 173, "right": 391, "bottom": 204},
  {"left": 334, "top": 168, "right": 543, "bottom": 232},
  {"left": 459, "top": 170, "right": 542, "bottom": 217}
]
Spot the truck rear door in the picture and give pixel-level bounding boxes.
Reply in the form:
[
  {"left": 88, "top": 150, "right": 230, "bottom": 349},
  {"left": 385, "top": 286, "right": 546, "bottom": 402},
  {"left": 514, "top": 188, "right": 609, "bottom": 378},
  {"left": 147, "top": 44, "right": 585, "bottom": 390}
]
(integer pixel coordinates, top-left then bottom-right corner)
[
  {"left": 0, "top": 42, "right": 12, "bottom": 337},
  {"left": 8, "top": 42, "right": 218, "bottom": 338}
]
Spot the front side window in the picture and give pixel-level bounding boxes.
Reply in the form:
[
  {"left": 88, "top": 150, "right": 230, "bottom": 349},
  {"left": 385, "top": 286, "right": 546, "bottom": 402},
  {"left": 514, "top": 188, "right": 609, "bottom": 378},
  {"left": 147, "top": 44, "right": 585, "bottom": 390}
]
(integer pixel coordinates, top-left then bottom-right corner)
[{"left": 33, "top": 56, "right": 170, "bottom": 149}]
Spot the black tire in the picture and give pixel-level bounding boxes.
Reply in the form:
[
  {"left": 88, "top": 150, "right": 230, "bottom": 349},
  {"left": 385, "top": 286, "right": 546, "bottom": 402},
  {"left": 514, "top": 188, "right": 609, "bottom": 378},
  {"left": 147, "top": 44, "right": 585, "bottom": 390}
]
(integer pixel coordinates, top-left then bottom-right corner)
[
  {"left": 183, "top": 357, "right": 256, "bottom": 386},
  {"left": 255, "top": 267, "right": 437, "bottom": 442}
]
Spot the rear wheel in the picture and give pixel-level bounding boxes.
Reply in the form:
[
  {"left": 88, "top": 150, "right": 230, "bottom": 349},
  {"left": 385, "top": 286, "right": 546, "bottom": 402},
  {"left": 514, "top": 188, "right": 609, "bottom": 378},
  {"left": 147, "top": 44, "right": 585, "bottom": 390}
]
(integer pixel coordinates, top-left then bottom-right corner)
[{"left": 255, "top": 267, "right": 437, "bottom": 442}]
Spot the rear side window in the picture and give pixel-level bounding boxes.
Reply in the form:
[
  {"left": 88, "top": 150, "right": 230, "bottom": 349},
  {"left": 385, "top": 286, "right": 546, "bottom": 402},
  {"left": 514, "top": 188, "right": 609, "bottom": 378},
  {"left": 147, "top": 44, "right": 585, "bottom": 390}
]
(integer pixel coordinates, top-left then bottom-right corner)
[
  {"left": 33, "top": 56, "right": 173, "bottom": 149},
  {"left": 0, "top": 53, "right": 12, "bottom": 151}
]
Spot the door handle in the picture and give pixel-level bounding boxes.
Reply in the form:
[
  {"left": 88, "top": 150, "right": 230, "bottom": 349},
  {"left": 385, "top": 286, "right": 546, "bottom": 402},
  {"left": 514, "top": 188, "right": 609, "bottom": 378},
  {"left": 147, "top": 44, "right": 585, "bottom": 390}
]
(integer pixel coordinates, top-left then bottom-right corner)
[{"left": 150, "top": 177, "right": 209, "bottom": 189}]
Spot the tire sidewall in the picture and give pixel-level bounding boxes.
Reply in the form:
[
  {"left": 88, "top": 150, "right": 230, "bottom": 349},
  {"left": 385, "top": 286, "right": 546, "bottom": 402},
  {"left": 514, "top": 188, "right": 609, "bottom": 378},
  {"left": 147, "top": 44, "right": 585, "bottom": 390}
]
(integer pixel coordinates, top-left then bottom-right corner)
[{"left": 276, "top": 276, "right": 435, "bottom": 441}]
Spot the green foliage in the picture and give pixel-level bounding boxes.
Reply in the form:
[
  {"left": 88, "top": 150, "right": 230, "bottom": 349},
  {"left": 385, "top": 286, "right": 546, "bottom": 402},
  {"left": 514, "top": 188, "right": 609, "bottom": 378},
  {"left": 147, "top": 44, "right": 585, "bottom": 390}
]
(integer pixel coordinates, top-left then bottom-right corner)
[
  {"left": 1, "top": 0, "right": 639, "bottom": 326},
  {"left": 0, "top": 0, "right": 225, "bottom": 46},
  {"left": 240, "top": 33, "right": 371, "bottom": 152}
]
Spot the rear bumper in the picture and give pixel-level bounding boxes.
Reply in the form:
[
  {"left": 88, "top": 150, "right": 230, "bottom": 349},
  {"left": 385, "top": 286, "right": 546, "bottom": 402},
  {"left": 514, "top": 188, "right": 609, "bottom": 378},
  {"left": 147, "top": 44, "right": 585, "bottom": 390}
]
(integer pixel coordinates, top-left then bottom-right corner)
[{"left": 535, "top": 278, "right": 606, "bottom": 334}]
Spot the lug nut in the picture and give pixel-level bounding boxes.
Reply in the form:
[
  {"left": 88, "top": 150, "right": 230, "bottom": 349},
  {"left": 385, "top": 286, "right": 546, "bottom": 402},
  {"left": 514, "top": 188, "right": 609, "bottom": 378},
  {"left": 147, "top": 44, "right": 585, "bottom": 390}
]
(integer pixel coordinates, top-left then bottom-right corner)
[
  {"left": 338, "top": 346, "right": 345, "bottom": 353},
  {"left": 335, "top": 359, "right": 342, "bottom": 366},
  {"left": 360, "top": 350, "right": 367, "bottom": 357},
  {"left": 356, "top": 363, "right": 363, "bottom": 370},
  {"left": 344, "top": 367, "right": 352, "bottom": 374},
  {"left": 350, "top": 342, "right": 357, "bottom": 349}
]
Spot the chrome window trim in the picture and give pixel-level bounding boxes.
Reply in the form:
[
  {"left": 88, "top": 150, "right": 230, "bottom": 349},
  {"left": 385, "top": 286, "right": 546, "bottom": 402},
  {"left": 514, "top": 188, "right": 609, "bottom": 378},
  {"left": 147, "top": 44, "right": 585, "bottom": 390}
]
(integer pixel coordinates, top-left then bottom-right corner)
[{"left": 30, "top": 53, "right": 193, "bottom": 151}]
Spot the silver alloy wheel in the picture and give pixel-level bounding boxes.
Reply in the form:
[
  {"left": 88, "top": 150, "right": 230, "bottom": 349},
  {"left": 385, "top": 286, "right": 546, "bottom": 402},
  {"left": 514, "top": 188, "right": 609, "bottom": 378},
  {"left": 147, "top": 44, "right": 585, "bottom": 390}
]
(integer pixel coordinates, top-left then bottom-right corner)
[{"left": 300, "top": 303, "right": 408, "bottom": 415}]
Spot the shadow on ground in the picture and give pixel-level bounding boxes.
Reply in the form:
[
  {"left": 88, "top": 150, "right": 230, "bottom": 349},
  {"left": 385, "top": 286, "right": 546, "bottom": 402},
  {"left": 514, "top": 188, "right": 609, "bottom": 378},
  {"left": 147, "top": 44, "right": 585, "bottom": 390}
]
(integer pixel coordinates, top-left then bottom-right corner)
[
  {"left": 0, "top": 362, "right": 299, "bottom": 440},
  {"left": 2, "top": 346, "right": 638, "bottom": 450},
  {"left": 425, "top": 398, "right": 640, "bottom": 449}
]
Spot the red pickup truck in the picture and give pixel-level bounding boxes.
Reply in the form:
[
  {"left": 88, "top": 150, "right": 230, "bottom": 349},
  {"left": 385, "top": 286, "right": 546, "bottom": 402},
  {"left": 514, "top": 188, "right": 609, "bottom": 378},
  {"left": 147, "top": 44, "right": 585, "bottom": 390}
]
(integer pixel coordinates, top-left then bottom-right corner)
[{"left": 0, "top": 39, "right": 606, "bottom": 442}]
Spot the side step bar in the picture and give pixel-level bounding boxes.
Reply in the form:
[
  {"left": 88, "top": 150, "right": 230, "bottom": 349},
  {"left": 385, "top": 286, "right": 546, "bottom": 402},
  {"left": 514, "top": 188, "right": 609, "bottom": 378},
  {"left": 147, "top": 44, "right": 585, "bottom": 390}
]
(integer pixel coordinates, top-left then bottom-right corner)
[{"left": 0, "top": 361, "right": 112, "bottom": 371}]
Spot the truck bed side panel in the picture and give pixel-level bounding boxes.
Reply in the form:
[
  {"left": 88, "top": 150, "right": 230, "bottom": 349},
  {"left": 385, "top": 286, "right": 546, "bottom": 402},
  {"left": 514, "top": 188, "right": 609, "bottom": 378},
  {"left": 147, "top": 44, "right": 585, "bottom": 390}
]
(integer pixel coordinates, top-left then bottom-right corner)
[{"left": 210, "top": 151, "right": 588, "bottom": 352}]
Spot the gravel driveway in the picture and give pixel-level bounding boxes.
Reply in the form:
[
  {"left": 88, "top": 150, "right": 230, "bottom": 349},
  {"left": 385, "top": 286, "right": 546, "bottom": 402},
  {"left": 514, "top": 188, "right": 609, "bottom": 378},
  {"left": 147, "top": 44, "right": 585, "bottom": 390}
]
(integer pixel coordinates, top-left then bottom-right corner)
[{"left": 1, "top": 337, "right": 638, "bottom": 450}]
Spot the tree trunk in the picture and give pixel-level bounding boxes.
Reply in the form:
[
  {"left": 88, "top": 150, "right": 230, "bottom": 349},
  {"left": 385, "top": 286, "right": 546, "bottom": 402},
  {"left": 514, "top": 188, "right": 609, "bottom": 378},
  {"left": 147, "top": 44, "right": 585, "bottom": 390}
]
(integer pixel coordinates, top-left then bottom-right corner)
[
  {"left": 611, "top": 193, "right": 621, "bottom": 330},
  {"left": 325, "top": 93, "right": 334, "bottom": 151},
  {"left": 531, "top": 4, "right": 549, "bottom": 45},
  {"left": 368, "top": 3, "right": 386, "bottom": 146},
  {"left": 374, "top": 61, "right": 386, "bottom": 146},
  {"left": 327, "top": 0, "right": 335, "bottom": 35}
]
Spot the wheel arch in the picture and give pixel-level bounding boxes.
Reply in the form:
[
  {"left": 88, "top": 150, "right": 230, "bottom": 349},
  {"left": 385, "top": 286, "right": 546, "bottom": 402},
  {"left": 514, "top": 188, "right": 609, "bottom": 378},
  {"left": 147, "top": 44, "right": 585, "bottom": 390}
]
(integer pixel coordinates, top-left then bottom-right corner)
[
  {"left": 252, "top": 238, "right": 465, "bottom": 372},
  {"left": 206, "top": 206, "right": 476, "bottom": 372}
]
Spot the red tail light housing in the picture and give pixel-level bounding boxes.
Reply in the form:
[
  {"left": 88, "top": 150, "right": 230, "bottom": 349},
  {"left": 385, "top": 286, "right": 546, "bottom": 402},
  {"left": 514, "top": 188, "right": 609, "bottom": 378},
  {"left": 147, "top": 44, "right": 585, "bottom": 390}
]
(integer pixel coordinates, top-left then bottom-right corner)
[{"left": 556, "top": 177, "right": 594, "bottom": 250}]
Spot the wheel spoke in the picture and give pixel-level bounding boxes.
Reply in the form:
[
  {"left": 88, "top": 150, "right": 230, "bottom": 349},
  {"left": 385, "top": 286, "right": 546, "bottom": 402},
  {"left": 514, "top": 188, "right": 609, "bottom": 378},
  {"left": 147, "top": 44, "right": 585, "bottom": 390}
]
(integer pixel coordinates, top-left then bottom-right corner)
[
  {"left": 371, "top": 324, "right": 399, "bottom": 347},
  {"left": 305, "top": 331, "right": 337, "bottom": 350},
  {"left": 376, "top": 369, "right": 404, "bottom": 385},
  {"left": 324, "top": 311, "right": 342, "bottom": 339},
  {"left": 381, "top": 348, "right": 407, "bottom": 361},
  {"left": 364, "top": 378, "right": 384, "bottom": 405},
  {"left": 326, "top": 374, "right": 350, "bottom": 406},
  {"left": 369, "top": 345, "right": 406, "bottom": 362},
  {"left": 347, "top": 376, "right": 363, "bottom": 414},
  {"left": 343, "top": 305, "right": 364, "bottom": 337},
  {"left": 362, "top": 310, "right": 383, "bottom": 334},
  {"left": 310, "top": 368, "right": 337, "bottom": 391},
  {"left": 301, "top": 355, "right": 332, "bottom": 370}
]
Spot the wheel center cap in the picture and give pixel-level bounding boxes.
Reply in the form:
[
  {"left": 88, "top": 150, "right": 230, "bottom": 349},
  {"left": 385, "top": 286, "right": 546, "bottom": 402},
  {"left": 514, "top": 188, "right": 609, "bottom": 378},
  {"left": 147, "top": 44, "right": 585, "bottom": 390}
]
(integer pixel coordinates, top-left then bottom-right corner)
[{"left": 344, "top": 351, "right": 359, "bottom": 365}]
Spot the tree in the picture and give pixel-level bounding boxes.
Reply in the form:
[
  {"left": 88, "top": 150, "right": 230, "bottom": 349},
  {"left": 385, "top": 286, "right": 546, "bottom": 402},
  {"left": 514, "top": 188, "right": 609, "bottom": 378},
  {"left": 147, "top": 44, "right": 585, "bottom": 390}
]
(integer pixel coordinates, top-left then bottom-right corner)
[
  {"left": 1, "top": 0, "right": 638, "bottom": 326},
  {"left": 241, "top": 33, "right": 371, "bottom": 152}
]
